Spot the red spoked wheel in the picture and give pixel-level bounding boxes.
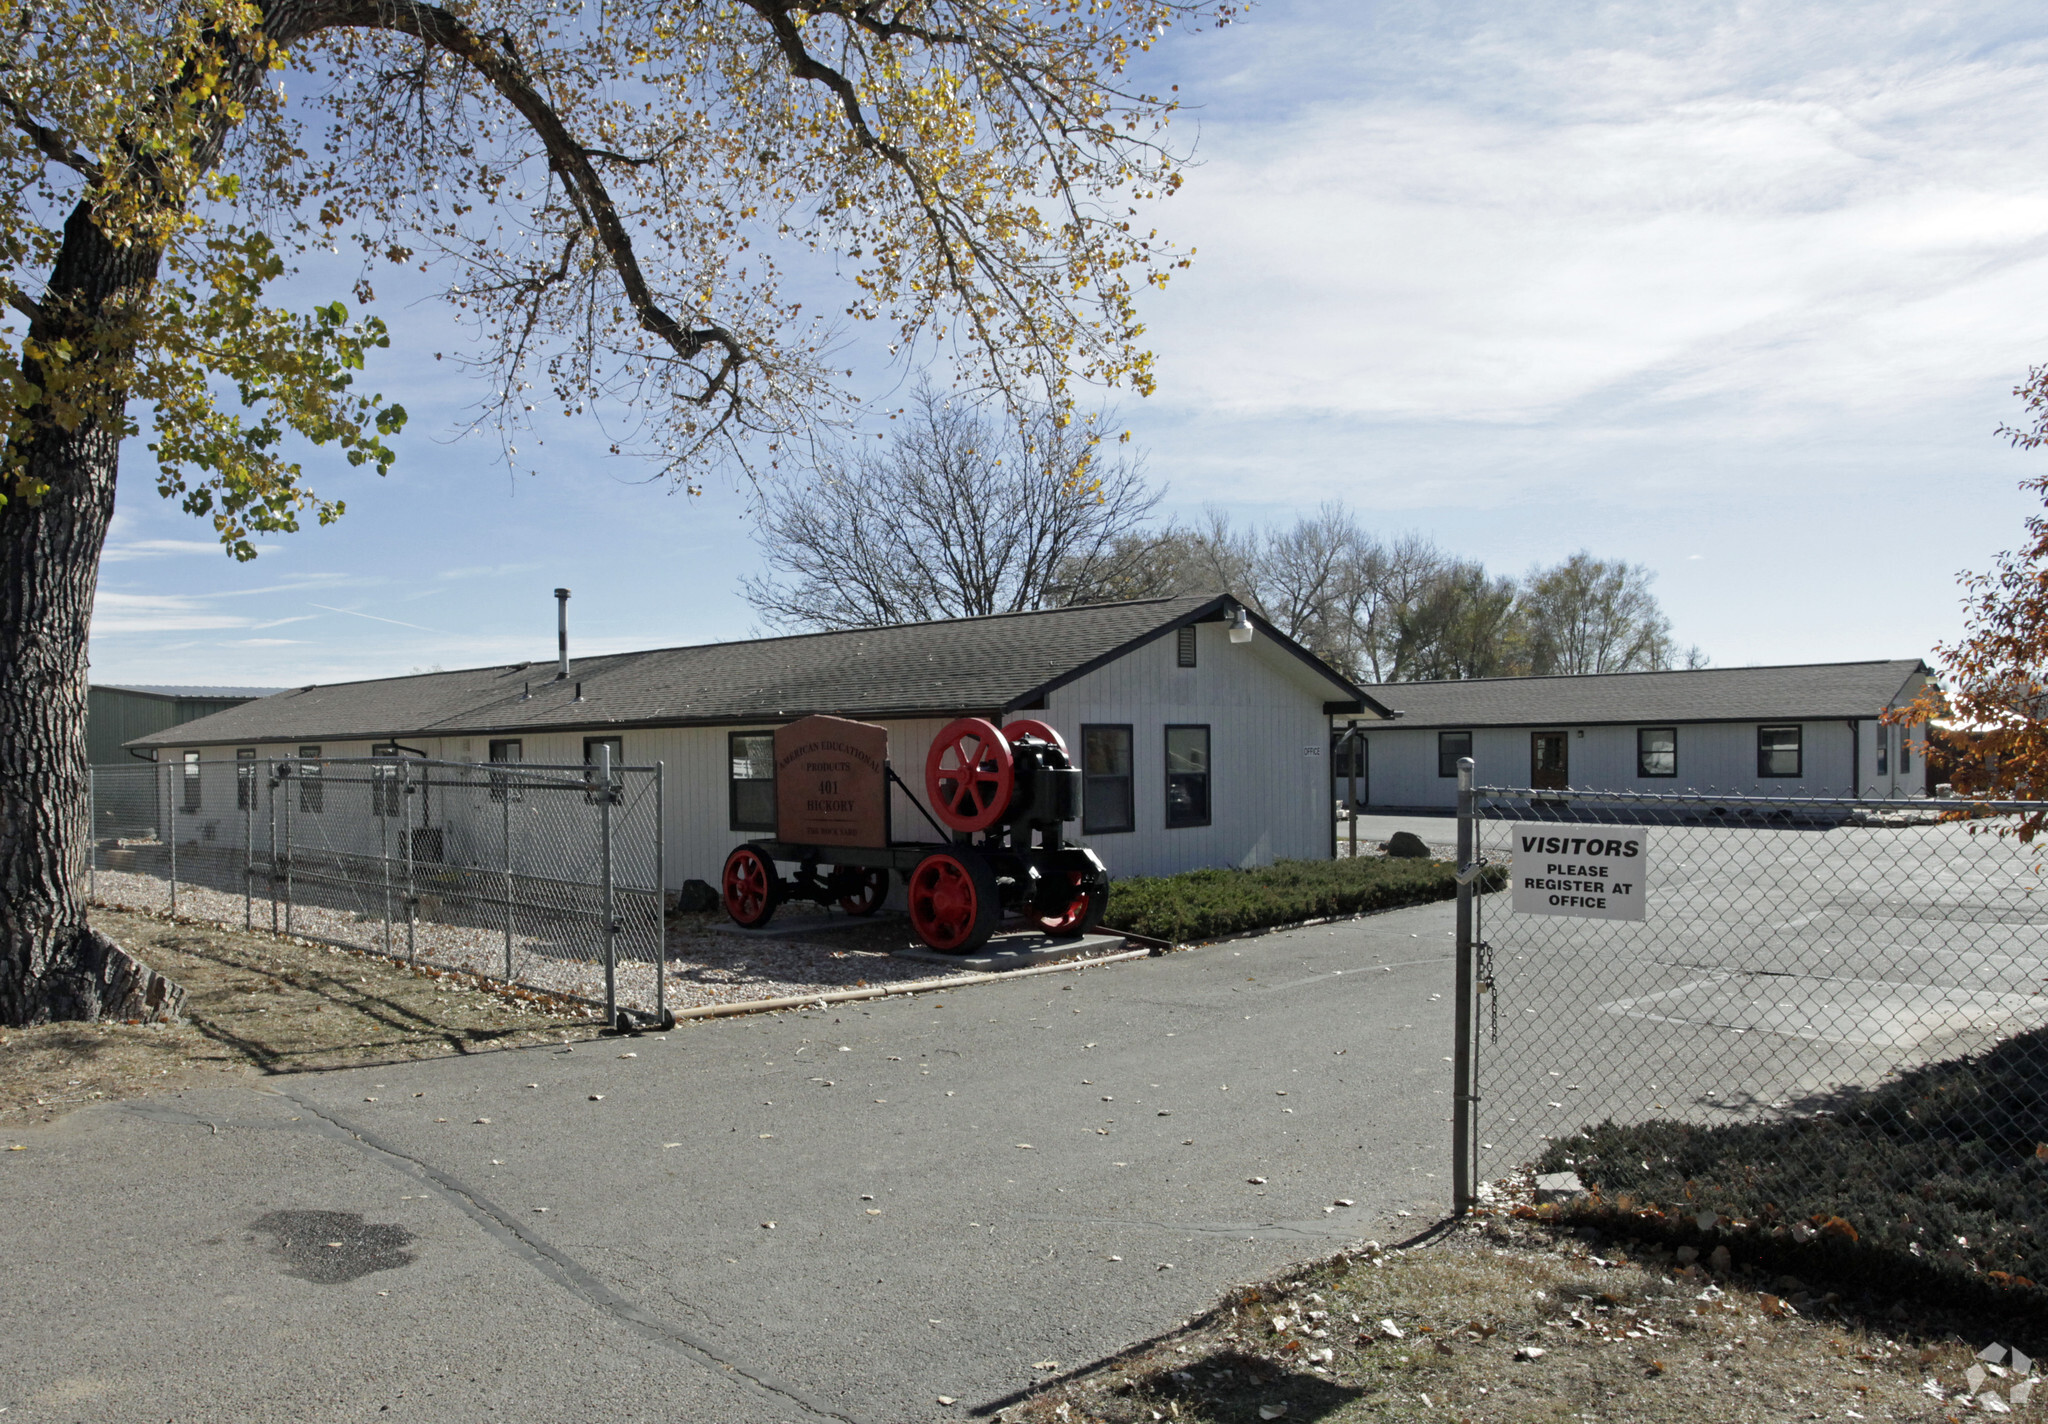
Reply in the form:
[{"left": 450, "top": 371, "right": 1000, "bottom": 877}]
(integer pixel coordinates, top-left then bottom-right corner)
[
  {"left": 1001, "top": 719, "right": 1068, "bottom": 756},
  {"left": 907, "top": 849, "right": 1000, "bottom": 953},
  {"left": 837, "top": 867, "right": 889, "bottom": 917},
  {"left": 1030, "top": 868, "right": 1105, "bottom": 936},
  {"left": 925, "top": 717, "right": 1016, "bottom": 834},
  {"left": 721, "top": 845, "right": 780, "bottom": 929}
]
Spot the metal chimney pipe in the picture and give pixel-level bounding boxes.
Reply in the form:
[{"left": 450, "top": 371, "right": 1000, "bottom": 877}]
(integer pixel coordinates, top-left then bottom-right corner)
[{"left": 555, "top": 588, "right": 571, "bottom": 680}]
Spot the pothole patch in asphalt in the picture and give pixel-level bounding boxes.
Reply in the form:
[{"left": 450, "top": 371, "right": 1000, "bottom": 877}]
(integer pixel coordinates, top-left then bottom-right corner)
[{"left": 251, "top": 1209, "right": 416, "bottom": 1284}]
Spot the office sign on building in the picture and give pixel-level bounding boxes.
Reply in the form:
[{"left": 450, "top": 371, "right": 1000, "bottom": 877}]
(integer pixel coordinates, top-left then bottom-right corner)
[{"left": 1510, "top": 830, "right": 1647, "bottom": 921}]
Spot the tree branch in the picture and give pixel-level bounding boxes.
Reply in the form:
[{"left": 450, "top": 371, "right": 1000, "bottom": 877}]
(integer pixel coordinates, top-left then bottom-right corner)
[
  {"left": 308, "top": 0, "right": 751, "bottom": 413},
  {"left": 0, "top": 88, "right": 102, "bottom": 181}
]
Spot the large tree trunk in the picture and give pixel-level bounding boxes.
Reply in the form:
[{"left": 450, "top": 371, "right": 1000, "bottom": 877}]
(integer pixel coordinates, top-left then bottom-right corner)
[{"left": 0, "top": 204, "right": 161, "bottom": 1025}]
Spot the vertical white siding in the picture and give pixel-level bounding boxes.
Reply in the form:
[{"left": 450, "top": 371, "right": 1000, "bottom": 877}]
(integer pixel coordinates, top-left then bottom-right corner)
[
  {"left": 150, "top": 622, "right": 1364, "bottom": 890},
  {"left": 1041, "top": 621, "right": 1342, "bottom": 878},
  {"left": 1359, "top": 719, "right": 1882, "bottom": 807}
]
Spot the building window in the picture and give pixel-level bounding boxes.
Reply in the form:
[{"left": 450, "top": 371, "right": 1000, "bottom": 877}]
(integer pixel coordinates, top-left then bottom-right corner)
[
  {"left": 1165, "top": 724, "right": 1211, "bottom": 829},
  {"left": 1176, "top": 625, "right": 1198, "bottom": 668},
  {"left": 236, "top": 748, "right": 257, "bottom": 810},
  {"left": 181, "top": 751, "right": 202, "bottom": 812},
  {"left": 1437, "top": 730, "right": 1472, "bottom": 778},
  {"left": 1758, "top": 725, "right": 1802, "bottom": 779},
  {"left": 370, "top": 743, "right": 404, "bottom": 817},
  {"left": 1875, "top": 724, "right": 1888, "bottom": 777},
  {"left": 488, "top": 739, "right": 523, "bottom": 802},
  {"left": 583, "top": 735, "right": 625, "bottom": 801},
  {"left": 1899, "top": 723, "right": 1912, "bottom": 773},
  {"left": 1637, "top": 727, "right": 1677, "bottom": 779},
  {"left": 297, "top": 746, "right": 324, "bottom": 814},
  {"left": 1081, "top": 725, "right": 1134, "bottom": 834},
  {"left": 1331, "top": 729, "right": 1366, "bottom": 780},
  {"left": 729, "top": 731, "right": 776, "bottom": 832}
]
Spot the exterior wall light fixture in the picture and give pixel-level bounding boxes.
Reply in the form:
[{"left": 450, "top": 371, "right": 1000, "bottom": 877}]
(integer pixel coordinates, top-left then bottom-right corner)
[{"left": 1228, "top": 605, "right": 1254, "bottom": 644}]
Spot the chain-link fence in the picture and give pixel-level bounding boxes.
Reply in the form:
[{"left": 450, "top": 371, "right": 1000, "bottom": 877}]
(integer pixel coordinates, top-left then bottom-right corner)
[
  {"left": 86, "top": 755, "right": 667, "bottom": 1021},
  {"left": 1450, "top": 762, "right": 2048, "bottom": 1292}
]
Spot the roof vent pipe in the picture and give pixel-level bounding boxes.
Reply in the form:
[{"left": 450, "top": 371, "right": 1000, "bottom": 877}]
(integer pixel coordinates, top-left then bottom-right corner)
[{"left": 555, "top": 587, "right": 571, "bottom": 680}]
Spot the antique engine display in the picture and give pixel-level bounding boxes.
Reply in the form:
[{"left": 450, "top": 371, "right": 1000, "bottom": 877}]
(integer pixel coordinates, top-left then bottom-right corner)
[{"left": 720, "top": 714, "right": 1109, "bottom": 954}]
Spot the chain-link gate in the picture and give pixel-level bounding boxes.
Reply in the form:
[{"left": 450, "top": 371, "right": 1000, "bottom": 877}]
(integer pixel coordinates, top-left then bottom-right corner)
[
  {"left": 87, "top": 754, "right": 667, "bottom": 1023},
  {"left": 1451, "top": 759, "right": 2048, "bottom": 1218}
]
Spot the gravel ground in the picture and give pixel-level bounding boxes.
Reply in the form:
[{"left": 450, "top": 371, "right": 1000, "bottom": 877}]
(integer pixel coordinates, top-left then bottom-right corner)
[
  {"left": 1004, "top": 1187, "right": 2017, "bottom": 1424},
  {"left": 89, "top": 869, "right": 1130, "bottom": 1014}
]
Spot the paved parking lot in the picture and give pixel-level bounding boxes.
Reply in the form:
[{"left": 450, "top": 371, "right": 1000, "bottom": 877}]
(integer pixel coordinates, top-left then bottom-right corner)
[
  {"left": 3, "top": 902, "right": 1463, "bottom": 1424},
  {"left": 1471, "top": 814, "right": 2048, "bottom": 1172}
]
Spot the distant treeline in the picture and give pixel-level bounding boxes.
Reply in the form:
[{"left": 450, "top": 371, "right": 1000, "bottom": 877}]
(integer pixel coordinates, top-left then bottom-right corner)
[{"left": 743, "top": 385, "right": 1702, "bottom": 682}]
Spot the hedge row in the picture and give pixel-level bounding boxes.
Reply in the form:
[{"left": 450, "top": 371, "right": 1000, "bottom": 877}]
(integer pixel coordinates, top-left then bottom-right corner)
[
  {"left": 1538, "top": 1022, "right": 2048, "bottom": 1313},
  {"left": 1103, "top": 855, "right": 1490, "bottom": 944}
]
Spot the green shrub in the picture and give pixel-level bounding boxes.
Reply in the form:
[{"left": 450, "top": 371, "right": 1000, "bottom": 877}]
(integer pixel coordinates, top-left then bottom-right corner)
[
  {"left": 1538, "top": 1023, "right": 2048, "bottom": 1313},
  {"left": 1103, "top": 856, "right": 1496, "bottom": 943}
]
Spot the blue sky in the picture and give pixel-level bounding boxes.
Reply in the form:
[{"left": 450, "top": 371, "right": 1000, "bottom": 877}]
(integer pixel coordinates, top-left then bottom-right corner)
[{"left": 87, "top": 0, "right": 2048, "bottom": 688}]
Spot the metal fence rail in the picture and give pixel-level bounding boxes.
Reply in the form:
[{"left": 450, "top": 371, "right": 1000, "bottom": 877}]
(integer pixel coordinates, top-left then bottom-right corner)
[
  {"left": 85, "top": 755, "right": 667, "bottom": 1022},
  {"left": 1451, "top": 763, "right": 2048, "bottom": 1210}
]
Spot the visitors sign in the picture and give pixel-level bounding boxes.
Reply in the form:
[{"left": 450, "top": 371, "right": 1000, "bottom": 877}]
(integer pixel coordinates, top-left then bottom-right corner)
[{"left": 1510, "top": 830, "right": 1647, "bottom": 921}]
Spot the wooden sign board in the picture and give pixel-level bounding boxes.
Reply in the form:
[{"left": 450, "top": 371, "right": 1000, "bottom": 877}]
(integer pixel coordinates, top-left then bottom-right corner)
[{"left": 774, "top": 715, "right": 890, "bottom": 849}]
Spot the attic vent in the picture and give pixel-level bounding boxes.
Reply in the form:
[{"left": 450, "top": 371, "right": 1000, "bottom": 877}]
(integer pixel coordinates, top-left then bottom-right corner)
[{"left": 1177, "top": 625, "right": 1197, "bottom": 668}]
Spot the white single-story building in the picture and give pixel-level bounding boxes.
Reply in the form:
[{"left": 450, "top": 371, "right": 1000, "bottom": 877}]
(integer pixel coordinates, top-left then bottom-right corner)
[
  {"left": 129, "top": 594, "right": 1391, "bottom": 888},
  {"left": 1333, "top": 659, "right": 1936, "bottom": 809}
]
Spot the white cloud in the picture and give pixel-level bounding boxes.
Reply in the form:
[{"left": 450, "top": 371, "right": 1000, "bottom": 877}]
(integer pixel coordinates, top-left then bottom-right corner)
[
  {"left": 99, "top": 538, "right": 230, "bottom": 562},
  {"left": 90, "top": 592, "right": 257, "bottom": 633},
  {"left": 1143, "top": 34, "right": 2048, "bottom": 435}
]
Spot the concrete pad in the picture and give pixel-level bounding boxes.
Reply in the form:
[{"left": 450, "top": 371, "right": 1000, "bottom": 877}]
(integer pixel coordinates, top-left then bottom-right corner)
[{"left": 891, "top": 930, "right": 1127, "bottom": 970}]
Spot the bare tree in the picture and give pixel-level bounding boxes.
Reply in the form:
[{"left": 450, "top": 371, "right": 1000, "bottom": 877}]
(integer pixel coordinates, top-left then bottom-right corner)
[
  {"left": 743, "top": 385, "right": 1160, "bottom": 630},
  {"left": 1518, "top": 553, "right": 1677, "bottom": 674}
]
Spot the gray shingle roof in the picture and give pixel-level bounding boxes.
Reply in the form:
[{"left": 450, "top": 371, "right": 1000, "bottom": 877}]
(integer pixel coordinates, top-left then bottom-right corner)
[
  {"left": 1363, "top": 659, "right": 1932, "bottom": 729},
  {"left": 96, "top": 684, "right": 285, "bottom": 700},
  {"left": 132, "top": 596, "right": 1383, "bottom": 748}
]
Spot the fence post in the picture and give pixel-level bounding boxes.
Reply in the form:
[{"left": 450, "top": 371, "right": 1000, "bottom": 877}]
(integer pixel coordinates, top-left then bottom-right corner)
[
  {"left": 381, "top": 764, "right": 394, "bottom": 957},
  {"left": 282, "top": 764, "right": 293, "bottom": 935},
  {"left": 243, "top": 763, "right": 253, "bottom": 931},
  {"left": 403, "top": 758, "right": 417, "bottom": 965},
  {"left": 267, "top": 764, "right": 279, "bottom": 934},
  {"left": 655, "top": 761, "right": 666, "bottom": 1023},
  {"left": 1347, "top": 719, "right": 1360, "bottom": 860},
  {"left": 502, "top": 770, "right": 514, "bottom": 982},
  {"left": 168, "top": 760, "right": 178, "bottom": 917},
  {"left": 600, "top": 743, "right": 617, "bottom": 1027},
  {"left": 1453, "top": 755, "right": 1477, "bottom": 1215}
]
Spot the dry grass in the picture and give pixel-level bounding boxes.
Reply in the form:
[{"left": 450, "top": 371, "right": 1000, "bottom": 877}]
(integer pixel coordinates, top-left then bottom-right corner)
[
  {"left": 997, "top": 1214, "right": 2025, "bottom": 1423},
  {"left": 0, "top": 907, "right": 599, "bottom": 1126}
]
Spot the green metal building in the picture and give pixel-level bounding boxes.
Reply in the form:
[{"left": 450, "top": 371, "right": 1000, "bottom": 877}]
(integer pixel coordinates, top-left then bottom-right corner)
[{"left": 87, "top": 685, "right": 283, "bottom": 766}]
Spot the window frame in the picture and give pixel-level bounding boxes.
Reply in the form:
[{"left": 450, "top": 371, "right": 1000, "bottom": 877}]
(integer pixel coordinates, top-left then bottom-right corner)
[
  {"left": 1176, "top": 624, "right": 1198, "bottom": 668},
  {"left": 1437, "top": 730, "right": 1473, "bottom": 778},
  {"left": 1757, "top": 724, "right": 1803, "bottom": 779},
  {"left": 236, "top": 748, "right": 258, "bottom": 810},
  {"left": 1079, "top": 723, "right": 1135, "bottom": 835},
  {"left": 487, "top": 738, "right": 523, "bottom": 803},
  {"left": 583, "top": 735, "right": 625, "bottom": 802},
  {"left": 181, "top": 750, "right": 202, "bottom": 812},
  {"left": 1164, "top": 723, "right": 1212, "bottom": 830},
  {"left": 297, "top": 746, "right": 324, "bottom": 814},
  {"left": 1636, "top": 726, "right": 1678, "bottom": 779},
  {"left": 727, "top": 730, "right": 778, "bottom": 833},
  {"left": 1875, "top": 722, "right": 1888, "bottom": 777},
  {"left": 1899, "top": 722, "right": 1913, "bottom": 773},
  {"left": 370, "top": 742, "right": 404, "bottom": 817}
]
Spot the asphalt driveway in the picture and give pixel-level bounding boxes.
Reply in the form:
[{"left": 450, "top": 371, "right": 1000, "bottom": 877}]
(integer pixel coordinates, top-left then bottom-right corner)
[{"left": 2, "top": 902, "right": 1461, "bottom": 1424}]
